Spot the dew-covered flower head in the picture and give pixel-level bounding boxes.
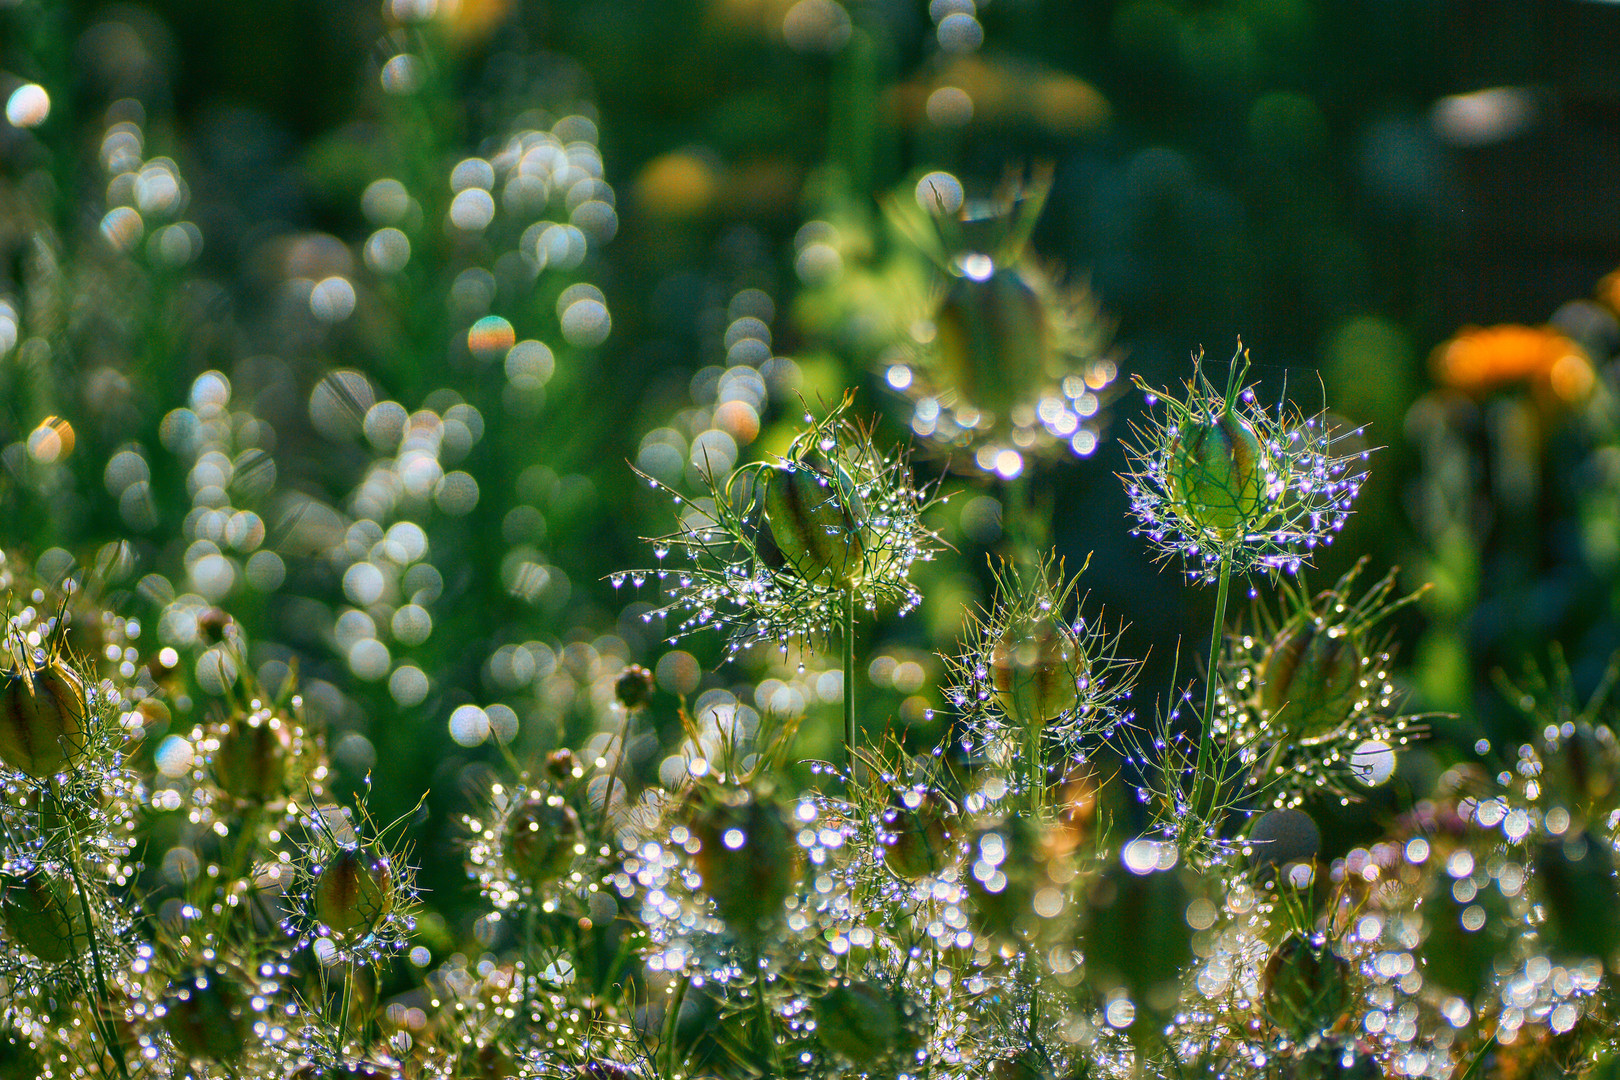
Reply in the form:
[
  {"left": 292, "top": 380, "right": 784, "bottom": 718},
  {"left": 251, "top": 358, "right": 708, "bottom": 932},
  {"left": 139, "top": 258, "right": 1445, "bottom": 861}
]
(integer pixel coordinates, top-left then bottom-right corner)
[
  {"left": 1122, "top": 345, "right": 1370, "bottom": 581},
  {"left": 623, "top": 393, "right": 939, "bottom": 658}
]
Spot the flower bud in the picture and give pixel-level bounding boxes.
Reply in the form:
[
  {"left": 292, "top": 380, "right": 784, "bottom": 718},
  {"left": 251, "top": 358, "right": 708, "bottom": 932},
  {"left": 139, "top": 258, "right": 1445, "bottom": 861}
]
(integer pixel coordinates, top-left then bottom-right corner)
[
  {"left": 0, "top": 656, "right": 89, "bottom": 779},
  {"left": 990, "top": 615, "right": 1083, "bottom": 727},
  {"left": 1259, "top": 615, "right": 1362, "bottom": 740},
  {"left": 813, "top": 981, "right": 901, "bottom": 1065},
  {"left": 614, "top": 664, "right": 655, "bottom": 710},
  {"left": 1166, "top": 409, "right": 1264, "bottom": 540},
  {"left": 545, "top": 748, "right": 579, "bottom": 780},
  {"left": 501, "top": 792, "right": 583, "bottom": 886},
  {"left": 212, "top": 711, "right": 293, "bottom": 803},
  {"left": 162, "top": 964, "right": 252, "bottom": 1062},
  {"left": 880, "top": 789, "right": 955, "bottom": 880},
  {"left": 314, "top": 846, "right": 394, "bottom": 941},
  {"left": 762, "top": 461, "right": 868, "bottom": 587},
  {"left": 196, "top": 607, "right": 235, "bottom": 646},
  {"left": 1262, "top": 933, "right": 1350, "bottom": 1040},
  {"left": 0, "top": 867, "right": 85, "bottom": 963},
  {"left": 687, "top": 788, "right": 798, "bottom": 939}
]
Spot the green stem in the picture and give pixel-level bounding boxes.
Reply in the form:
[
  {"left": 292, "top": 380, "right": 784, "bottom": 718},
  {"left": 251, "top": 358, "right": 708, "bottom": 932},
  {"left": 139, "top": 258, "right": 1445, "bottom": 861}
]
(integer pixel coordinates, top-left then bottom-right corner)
[
  {"left": 843, "top": 589, "right": 857, "bottom": 777},
  {"left": 752, "top": 949, "right": 779, "bottom": 1074},
  {"left": 337, "top": 961, "right": 355, "bottom": 1052},
  {"left": 660, "top": 972, "right": 689, "bottom": 1077},
  {"left": 600, "top": 707, "right": 634, "bottom": 843},
  {"left": 1193, "top": 552, "right": 1234, "bottom": 824},
  {"left": 60, "top": 806, "right": 132, "bottom": 1080}
]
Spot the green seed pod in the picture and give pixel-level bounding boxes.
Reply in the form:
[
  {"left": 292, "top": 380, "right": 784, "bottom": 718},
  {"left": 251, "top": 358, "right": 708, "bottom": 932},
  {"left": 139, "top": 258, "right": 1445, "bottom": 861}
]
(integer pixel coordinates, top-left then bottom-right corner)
[
  {"left": 991, "top": 615, "right": 1084, "bottom": 727},
  {"left": 1259, "top": 616, "right": 1362, "bottom": 740},
  {"left": 314, "top": 846, "right": 394, "bottom": 941},
  {"left": 162, "top": 964, "right": 253, "bottom": 1062},
  {"left": 813, "top": 981, "right": 901, "bottom": 1065},
  {"left": 0, "top": 656, "right": 89, "bottom": 779},
  {"left": 762, "top": 462, "right": 868, "bottom": 586},
  {"left": 1534, "top": 829, "right": 1620, "bottom": 964},
  {"left": 1262, "top": 933, "right": 1350, "bottom": 1040},
  {"left": 932, "top": 265, "right": 1052, "bottom": 419},
  {"left": 687, "top": 788, "right": 798, "bottom": 940},
  {"left": 965, "top": 815, "right": 1062, "bottom": 941},
  {"left": 881, "top": 789, "right": 956, "bottom": 880},
  {"left": 501, "top": 792, "right": 583, "bottom": 886},
  {"left": 0, "top": 867, "right": 85, "bottom": 963},
  {"left": 1247, "top": 808, "right": 1322, "bottom": 877},
  {"left": 212, "top": 711, "right": 294, "bottom": 803},
  {"left": 1166, "top": 409, "right": 1264, "bottom": 540}
]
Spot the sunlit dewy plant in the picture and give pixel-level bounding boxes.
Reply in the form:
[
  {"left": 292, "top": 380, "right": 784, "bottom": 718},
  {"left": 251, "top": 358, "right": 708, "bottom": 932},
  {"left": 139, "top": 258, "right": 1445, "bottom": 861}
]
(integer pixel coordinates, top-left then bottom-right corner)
[
  {"left": 1122, "top": 345, "right": 1369, "bottom": 838},
  {"left": 625, "top": 393, "right": 939, "bottom": 768}
]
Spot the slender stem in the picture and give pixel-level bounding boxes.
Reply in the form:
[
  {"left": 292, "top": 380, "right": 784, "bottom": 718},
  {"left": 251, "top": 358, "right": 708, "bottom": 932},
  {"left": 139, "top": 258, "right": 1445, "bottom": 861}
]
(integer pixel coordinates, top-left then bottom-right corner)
[
  {"left": 59, "top": 802, "right": 133, "bottom": 1080},
  {"left": 337, "top": 961, "right": 355, "bottom": 1052},
  {"left": 842, "top": 589, "right": 857, "bottom": 777},
  {"left": 1193, "top": 553, "right": 1234, "bottom": 821},
  {"left": 752, "top": 949, "right": 779, "bottom": 1073},
  {"left": 660, "top": 972, "right": 689, "bottom": 1077},
  {"left": 600, "top": 707, "right": 634, "bottom": 842}
]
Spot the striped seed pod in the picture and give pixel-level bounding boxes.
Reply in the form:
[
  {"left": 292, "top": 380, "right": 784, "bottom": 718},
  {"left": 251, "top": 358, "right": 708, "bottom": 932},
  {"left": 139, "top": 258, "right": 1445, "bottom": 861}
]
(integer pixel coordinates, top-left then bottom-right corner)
[
  {"left": 932, "top": 264, "right": 1052, "bottom": 419},
  {"left": 314, "top": 846, "right": 394, "bottom": 941},
  {"left": 163, "top": 964, "right": 253, "bottom": 1062},
  {"left": 813, "top": 981, "right": 902, "bottom": 1065},
  {"left": 501, "top": 792, "right": 583, "bottom": 886},
  {"left": 212, "top": 711, "right": 294, "bottom": 803},
  {"left": 0, "top": 656, "right": 89, "bottom": 779},
  {"left": 0, "top": 867, "right": 86, "bottom": 963},
  {"left": 881, "top": 789, "right": 956, "bottom": 880},
  {"left": 1262, "top": 932, "right": 1350, "bottom": 1040},
  {"left": 687, "top": 789, "right": 798, "bottom": 940},
  {"left": 1166, "top": 409, "right": 1264, "bottom": 540},
  {"left": 990, "top": 615, "right": 1083, "bottom": 728},
  {"left": 1259, "top": 616, "right": 1363, "bottom": 740},
  {"left": 762, "top": 461, "right": 869, "bottom": 587}
]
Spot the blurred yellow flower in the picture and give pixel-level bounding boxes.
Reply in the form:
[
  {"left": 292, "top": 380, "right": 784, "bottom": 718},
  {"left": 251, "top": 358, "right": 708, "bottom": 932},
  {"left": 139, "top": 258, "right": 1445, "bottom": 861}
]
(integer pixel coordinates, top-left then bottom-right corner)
[{"left": 1431, "top": 324, "right": 1594, "bottom": 404}]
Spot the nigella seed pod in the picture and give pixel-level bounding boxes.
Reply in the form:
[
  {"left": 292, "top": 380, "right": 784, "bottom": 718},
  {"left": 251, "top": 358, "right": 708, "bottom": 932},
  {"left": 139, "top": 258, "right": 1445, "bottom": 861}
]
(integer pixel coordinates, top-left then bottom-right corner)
[
  {"left": 965, "top": 815, "right": 1060, "bottom": 940},
  {"left": 762, "top": 462, "right": 868, "bottom": 587},
  {"left": 1247, "top": 808, "right": 1321, "bottom": 877},
  {"left": 990, "top": 615, "right": 1084, "bottom": 727},
  {"left": 687, "top": 789, "right": 798, "bottom": 939},
  {"left": 314, "top": 846, "right": 394, "bottom": 941},
  {"left": 162, "top": 965, "right": 252, "bottom": 1062},
  {"left": 813, "top": 981, "right": 901, "bottom": 1065},
  {"left": 196, "top": 607, "right": 235, "bottom": 646},
  {"left": 501, "top": 792, "right": 583, "bottom": 886},
  {"left": 1259, "top": 616, "right": 1362, "bottom": 740},
  {"left": 1262, "top": 933, "right": 1350, "bottom": 1040},
  {"left": 0, "top": 656, "right": 89, "bottom": 779},
  {"left": 1166, "top": 409, "right": 1264, "bottom": 540},
  {"left": 881, "top": 789, "right": 955, "bottom": 880},
  {"left": 1534, "top": 829, "right": 1620, "bottom": 963},
  {"left": 614, "top": 664, "right": 655, "bottom": 710},
  {"left": 545, "top": 748, "right": 578, "bottom": 780},
  {"left": 212, "top": 711, "right": 293, "bottom": 803},
  {"left": 933, "top": 265, "right": 1051, "bottom": 419},
  {"left": 0, "top": 867, "right": 86, "bottom": 963}
]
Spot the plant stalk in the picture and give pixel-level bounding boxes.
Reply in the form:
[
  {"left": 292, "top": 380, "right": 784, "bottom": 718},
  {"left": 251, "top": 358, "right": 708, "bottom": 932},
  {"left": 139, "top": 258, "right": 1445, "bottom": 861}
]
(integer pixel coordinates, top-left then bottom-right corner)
[
  {"left": 1193, "top": 552, "right": 1234, "bottom": 822},
  {"left": 843, "top": 588, "right": 857, "bottom": 777},
  {"left": 60, "top": 803, "right": 133, "bottom": 1080},
  {"left": 660, "top": 972, "right": 689, "bottom": 1077}
]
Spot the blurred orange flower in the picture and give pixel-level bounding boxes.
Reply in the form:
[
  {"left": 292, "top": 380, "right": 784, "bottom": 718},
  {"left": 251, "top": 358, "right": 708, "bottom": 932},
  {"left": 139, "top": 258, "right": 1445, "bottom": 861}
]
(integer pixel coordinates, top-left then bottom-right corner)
[
  {"left": 1431, "top": 323, "right": 1594, "bottom": 403},
  {"left": 1600, "top": 267, "right": 1620, "bottom": 315}
]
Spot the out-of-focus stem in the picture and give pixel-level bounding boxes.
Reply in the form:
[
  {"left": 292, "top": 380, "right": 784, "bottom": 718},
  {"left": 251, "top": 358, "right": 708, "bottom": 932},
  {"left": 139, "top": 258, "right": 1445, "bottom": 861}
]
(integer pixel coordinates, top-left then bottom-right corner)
[
  {"left": 59, "top": 797, "right": 132, "bottom": 1080},
  {"left": 843, "top": 589, "right": 857, "bottom": 777},
  {"left": 1193, "top": 553, "right": 1234, "bottom": 823}
]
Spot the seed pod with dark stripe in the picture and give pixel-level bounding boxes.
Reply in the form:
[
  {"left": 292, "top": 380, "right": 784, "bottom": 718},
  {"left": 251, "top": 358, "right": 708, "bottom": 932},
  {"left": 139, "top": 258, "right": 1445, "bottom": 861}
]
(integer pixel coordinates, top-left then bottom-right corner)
[
  {"left": 990, "top": 616, "right": 1084, "bottom": 728},
  {"left": 0, "top": 656, "right": 89, "bottom": 780},
  {"left": 163, "top": 964, "right": 253, "bottom": 1063},
  {"left": 314, "top": 846, "right": 394, "bottom": 941},
  {"left": 212, "top": 711, "right": 294, "bottom": 803},
  {"left": 0, "top": 867, "right": 85, "bottom": 963},
  {"left": 1259, "top": 617, "right": 1362, "bottom": 740},
  {"left": 762, "top": 461, "right": 869, "bottom": 586},
  {"left": 881, "top": 789, "right": 956, "bottom": 880},
  {"left": 933, "top": 265, "right": 1052, "bottom": 419},
  {"left": 1166, "top": 409, "right": 1264, "bottom": 540},
  {"left": 687, "top": 789, "right": 798, "bottom": 940},
  {"left": 1262, "top": 932, "right": 1350, "bottom": 1040}
]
